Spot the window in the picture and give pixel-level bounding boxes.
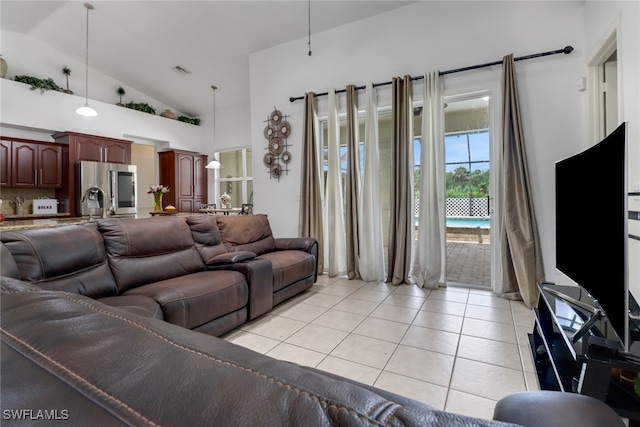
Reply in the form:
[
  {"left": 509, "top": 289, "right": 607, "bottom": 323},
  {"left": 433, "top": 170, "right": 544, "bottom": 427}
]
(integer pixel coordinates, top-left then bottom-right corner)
[{"left": 218, "top": 148, "right": 253, "bottom": 207}]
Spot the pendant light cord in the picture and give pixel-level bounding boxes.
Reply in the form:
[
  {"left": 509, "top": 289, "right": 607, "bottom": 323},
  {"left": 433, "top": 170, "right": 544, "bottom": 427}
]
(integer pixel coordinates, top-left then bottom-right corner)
[
  {"left": 84, "top": 3, "right": 93, "bottom": 103},
  {"left": 308, "top": 0, "right": 312, "bottom": 56},
  {"left": 212, "top": 85, "right": 217, "bottom": 147}
]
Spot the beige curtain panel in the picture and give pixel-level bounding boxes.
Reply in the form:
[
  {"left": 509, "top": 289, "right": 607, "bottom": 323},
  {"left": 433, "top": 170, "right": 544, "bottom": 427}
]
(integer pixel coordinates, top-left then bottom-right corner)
[
  {"left": 300, "top": 92, "right": 325, "bottom": 274},
  {"left": 497, "top": 54, "right": 545, "bottom": 308},
  {"left": 387, "top": 76, "right": 415, "bottom": 286},
  {"left": 345, "top": 85, "right": 361, "bottom": 280}
]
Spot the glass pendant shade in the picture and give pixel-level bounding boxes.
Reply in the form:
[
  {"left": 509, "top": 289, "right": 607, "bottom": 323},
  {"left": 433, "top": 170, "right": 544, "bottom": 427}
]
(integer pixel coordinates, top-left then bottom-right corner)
[
  {"left": 206, "top": 159, "right": 221, "bottom": 169},
  {"left": 76, "top": 103, "right": 98, "bottom": 117}
]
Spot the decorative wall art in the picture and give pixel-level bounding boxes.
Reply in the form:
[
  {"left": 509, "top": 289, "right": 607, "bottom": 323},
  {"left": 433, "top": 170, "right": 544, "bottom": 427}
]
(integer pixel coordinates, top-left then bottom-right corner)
[{"left": 263, "top": 107, "right": 291, "bottom": 180}]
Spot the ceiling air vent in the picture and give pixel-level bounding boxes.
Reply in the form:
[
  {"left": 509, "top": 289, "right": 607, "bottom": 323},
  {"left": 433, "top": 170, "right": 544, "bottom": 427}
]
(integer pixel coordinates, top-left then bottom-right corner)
[{"left": 172, "top": 65, "right": 191, "bottom": 76}]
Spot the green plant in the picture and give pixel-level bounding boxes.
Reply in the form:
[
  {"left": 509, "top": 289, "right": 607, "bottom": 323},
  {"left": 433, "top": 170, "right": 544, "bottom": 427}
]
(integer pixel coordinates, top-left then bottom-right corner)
[
  {"left": 61, "top": 66, "right": 72, "bottom": 93},
  {"left": 177, "top": 116, "right": 201, "bottom": 126},
  {"left": 14, "top": 75, "right": 63, "bottom": 94},
  {"left": 125, "top": 101, "right": 156, "bottom": 115},
  {"left": 116, "top": 86, "right": 126, "bottom": 105}
]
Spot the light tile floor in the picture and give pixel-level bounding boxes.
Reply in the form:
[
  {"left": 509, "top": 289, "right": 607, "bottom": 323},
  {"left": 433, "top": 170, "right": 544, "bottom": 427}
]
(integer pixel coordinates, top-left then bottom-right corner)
[{"left": 222, "top": 275, "right": 539, "bottom": 421}]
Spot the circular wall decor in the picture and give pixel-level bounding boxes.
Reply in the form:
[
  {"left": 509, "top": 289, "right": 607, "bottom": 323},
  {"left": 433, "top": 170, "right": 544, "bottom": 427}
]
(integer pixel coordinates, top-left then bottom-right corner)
[
  {"left": 270, "top": 109, "right": 283, "bottom": 124},
  {"left": 278, "top": 122, "right": 291, "bottom": 138},
  {"left": 263, "top": 125, "right": 276, "bottom": 139},
  {"left": 281, "top": 151, "right": 291, "bottom": 164},
  {"left": 263, "top": 153, "right": 274, "bottom": 167},
  {"left": 263, "top": 107, "right": 291, "bottom": 181},
  {"left": 271, "top": 163, "right": 282, "bottom": 177},
  {"left": 268, "top": 137, "right": 284, "bottom": 155}
]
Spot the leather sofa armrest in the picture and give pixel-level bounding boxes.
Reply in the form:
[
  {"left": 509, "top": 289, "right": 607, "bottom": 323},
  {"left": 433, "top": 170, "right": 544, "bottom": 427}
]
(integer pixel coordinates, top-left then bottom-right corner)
[
  {"left": 230, "top": 258, "right": 273, "bottom": 319},
  {"left": 205, "top": 251, "right": 256, "bottom": 266},
  {"left": 274, "top": 237, "right": 319, "bottom": 282},
  {"left": 274, "top": 237, "right": 316, "bottom": 253},
  {"left": 493, "top": 391, "right": 626, "bottom": 427}
]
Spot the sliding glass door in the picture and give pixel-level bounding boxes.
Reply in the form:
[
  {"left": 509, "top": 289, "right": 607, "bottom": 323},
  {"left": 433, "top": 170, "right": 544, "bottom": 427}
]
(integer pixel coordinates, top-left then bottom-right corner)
[{"left": 443, "top": 95, "right": 492, "bottom": 287}]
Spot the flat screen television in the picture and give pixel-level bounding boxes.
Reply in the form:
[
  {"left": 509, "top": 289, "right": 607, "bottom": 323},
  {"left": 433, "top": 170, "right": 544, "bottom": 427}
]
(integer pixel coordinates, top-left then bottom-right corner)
[{"left": 555, "top": 122, "right": 630, "bottom": 351}]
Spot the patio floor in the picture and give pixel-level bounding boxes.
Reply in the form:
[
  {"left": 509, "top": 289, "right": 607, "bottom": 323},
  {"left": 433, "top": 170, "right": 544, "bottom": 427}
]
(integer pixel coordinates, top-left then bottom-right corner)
[{"left": 446, "top": 230, "right": 491, "bottom": 287}]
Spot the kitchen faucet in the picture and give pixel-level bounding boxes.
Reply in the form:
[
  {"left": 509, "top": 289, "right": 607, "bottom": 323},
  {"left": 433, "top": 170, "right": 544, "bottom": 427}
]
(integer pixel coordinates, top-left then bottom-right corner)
[{"left": 81, "top": 186, "right": 109, "bottom": 219}]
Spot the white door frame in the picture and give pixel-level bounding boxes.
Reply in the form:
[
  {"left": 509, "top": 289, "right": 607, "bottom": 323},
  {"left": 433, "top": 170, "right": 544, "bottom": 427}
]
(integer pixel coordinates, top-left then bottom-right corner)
[
  {"left": 586, "top": 17, "right": 620, "bottom": 143},
  {"left": 444, "top": 86, "right": 501, "bottom": 289}
]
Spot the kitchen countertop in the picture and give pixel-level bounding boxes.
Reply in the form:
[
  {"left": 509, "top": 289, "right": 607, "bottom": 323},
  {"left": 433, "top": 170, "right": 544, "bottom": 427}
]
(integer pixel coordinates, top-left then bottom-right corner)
[
  {"left": 0, "top": 212, "right": 202, "bottom": 231},
  {"left": 0, "top": 217, "right": 90, "bottom": 231}
]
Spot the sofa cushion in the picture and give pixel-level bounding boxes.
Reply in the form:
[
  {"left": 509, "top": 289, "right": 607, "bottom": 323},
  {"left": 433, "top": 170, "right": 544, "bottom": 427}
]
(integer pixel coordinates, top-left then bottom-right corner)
[
  {"left": 98, "top": 217, "right": 204, "bottom": 293},
  {"left": 258, "top": 251, "right": 317, "bottom": 292},
  {"left": 124, "top": 270, "right": 248, "bottom": 329},
  {"left": 216, "top": 214, "right": 276, "bottom": 256},
  {"left": 98, "top": 295, "right": 164, "bottom": 320},
  {"left": 0, "top": 223, "right": 117, "bottom": 298},
  {"left": 187, "top": 215, "right": 229, "bottom": 262}
]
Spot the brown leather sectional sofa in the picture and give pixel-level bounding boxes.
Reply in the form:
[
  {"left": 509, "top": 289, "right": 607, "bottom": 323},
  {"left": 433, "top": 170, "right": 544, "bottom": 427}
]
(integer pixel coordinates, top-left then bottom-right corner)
[
  {"left": 0, "top": 214, "right": 625, "bottom": 426},
  {"left": 0, "top": 214, "right": 318, "bottom": 337}
]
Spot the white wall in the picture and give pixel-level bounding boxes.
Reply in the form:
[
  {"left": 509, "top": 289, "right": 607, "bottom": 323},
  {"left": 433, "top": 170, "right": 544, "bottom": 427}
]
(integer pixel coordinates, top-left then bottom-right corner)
[{"left": 249, "top": 1, "right": 588, "bottom": 284}]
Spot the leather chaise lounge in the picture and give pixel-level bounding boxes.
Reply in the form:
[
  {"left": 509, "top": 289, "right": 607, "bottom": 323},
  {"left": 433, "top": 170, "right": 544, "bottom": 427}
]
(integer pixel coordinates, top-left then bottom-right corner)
[{"left": 0, "top": 215, "right": 626, "bottom": 426}]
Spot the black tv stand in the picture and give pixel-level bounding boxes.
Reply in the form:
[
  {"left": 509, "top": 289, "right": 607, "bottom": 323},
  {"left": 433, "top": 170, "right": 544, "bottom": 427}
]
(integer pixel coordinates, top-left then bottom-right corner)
[
  {"left": 540, "top": 285, "right": 605, "bottom": 344},
  {"left": 532, "top": 282, "right": 640, "bottom": 426}
]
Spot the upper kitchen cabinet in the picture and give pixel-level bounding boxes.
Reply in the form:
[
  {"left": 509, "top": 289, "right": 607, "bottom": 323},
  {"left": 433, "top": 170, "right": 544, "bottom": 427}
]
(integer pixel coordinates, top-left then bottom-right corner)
[
  {"left": 2, "top": 139, "right": 63, "bottom": 188},
  {"left": 52, "top": 132, "right": 132, "bottom": 165},
  {"left": 1, "top": 140, "right": 10, "bottom": 186}
]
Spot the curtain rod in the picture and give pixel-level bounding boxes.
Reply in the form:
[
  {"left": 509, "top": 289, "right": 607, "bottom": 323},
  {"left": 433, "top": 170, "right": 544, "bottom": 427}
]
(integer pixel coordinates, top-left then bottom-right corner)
[{"left": 289, "top": 45, "right": 573, "bottom": 102}]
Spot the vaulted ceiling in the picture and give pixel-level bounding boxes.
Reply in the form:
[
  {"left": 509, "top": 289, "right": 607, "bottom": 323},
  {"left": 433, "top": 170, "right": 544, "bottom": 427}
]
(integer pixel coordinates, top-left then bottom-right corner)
[{"left": 2, "top": 1, "right": 415, "bottom": 116}]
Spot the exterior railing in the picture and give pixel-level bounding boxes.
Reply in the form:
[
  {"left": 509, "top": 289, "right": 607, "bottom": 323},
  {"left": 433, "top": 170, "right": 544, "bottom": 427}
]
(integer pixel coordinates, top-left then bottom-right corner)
[{"left": 415, "top": 197, "right": 490, "bottom": 218}]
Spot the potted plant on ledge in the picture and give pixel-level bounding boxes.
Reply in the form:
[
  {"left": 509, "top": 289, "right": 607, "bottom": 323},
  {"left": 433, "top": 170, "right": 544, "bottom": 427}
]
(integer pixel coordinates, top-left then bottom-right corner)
[
  {"left": 116, "top": 86, "right": 125, "bottom": 106},
  {"left": 62, "top": 66, "right": 73, "bottom": 94}
]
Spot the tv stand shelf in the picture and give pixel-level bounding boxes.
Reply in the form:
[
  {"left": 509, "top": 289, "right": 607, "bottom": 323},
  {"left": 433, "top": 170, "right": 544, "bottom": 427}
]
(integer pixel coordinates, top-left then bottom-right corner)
[{"left": 532, "top": 282, "right": 640, "bottom": 426}]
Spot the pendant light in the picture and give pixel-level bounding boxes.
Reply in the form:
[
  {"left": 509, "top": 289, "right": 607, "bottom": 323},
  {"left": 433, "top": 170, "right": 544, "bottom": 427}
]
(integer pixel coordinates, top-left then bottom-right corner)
[
  {"left": 76, "top": 3, "right": 97, "bottom": 117},
  {"left": 206, "top": 85, "right": 221, "bottom": 169}
]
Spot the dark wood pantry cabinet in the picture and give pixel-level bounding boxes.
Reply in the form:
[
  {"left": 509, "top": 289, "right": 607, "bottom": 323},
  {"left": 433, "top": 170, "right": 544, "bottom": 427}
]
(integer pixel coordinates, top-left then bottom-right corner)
[{"left": 158, "top": 149, "right": 208, "bottom": 213}]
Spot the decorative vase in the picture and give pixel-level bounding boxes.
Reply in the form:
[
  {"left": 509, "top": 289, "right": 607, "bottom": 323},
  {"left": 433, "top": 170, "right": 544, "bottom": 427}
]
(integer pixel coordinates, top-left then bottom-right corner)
[
  {"left": 153, "top": 193, "right": 163, "bottom": 212},
  {"left": 161, "top": 109, "right": 176, "bottom": 119},
  {"left": 220, "top": 192, "right": 231, "bottom": 209},
  {"left": 0, "top": 55, "right": 7, "bottom": 79}
]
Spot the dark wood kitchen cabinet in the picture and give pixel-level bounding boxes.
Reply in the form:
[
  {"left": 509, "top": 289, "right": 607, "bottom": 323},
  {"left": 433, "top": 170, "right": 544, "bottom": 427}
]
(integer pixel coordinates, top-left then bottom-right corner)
[
  {"left": 158, "top": 149, "right": 208, "bottom": 213},
  {"left": 0, "top": 140, "right": 10, "bottom": 186},
  {"left": 8, "top": 140, "right": 63, "bottom": 188},
  {"left": 52, "top": 131, "right": 131, "bottom": 164}
]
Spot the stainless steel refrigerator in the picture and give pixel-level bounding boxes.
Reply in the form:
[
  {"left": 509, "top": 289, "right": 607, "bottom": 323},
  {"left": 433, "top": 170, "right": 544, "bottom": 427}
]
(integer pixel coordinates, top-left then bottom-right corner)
[{"left": 77, "top": 161, "right": 137, "bottom": 218}]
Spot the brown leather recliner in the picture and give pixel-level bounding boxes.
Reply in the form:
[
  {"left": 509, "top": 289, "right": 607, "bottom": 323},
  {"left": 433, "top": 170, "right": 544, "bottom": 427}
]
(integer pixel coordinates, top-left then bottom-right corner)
[
  {"left": 0, "top": 222, "right": 163, "bottom": 319},
  {"left": 97, "top": 217, "right": 253, "bottom": 336},
  {"left": 212, "top": 214, "right": 318, "bottom": 306}
]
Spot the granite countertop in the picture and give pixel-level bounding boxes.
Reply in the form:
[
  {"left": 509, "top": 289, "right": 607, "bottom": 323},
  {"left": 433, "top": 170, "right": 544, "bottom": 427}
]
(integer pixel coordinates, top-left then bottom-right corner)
[
  {"left": 2, "top": 213, "right": 71, "bottom": 220},
  {"left": 0, "top": 217, "right": 90, "bottom": 231},
  {"left": 0, "top": 212, "right": 204, "bottom": 231}
]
